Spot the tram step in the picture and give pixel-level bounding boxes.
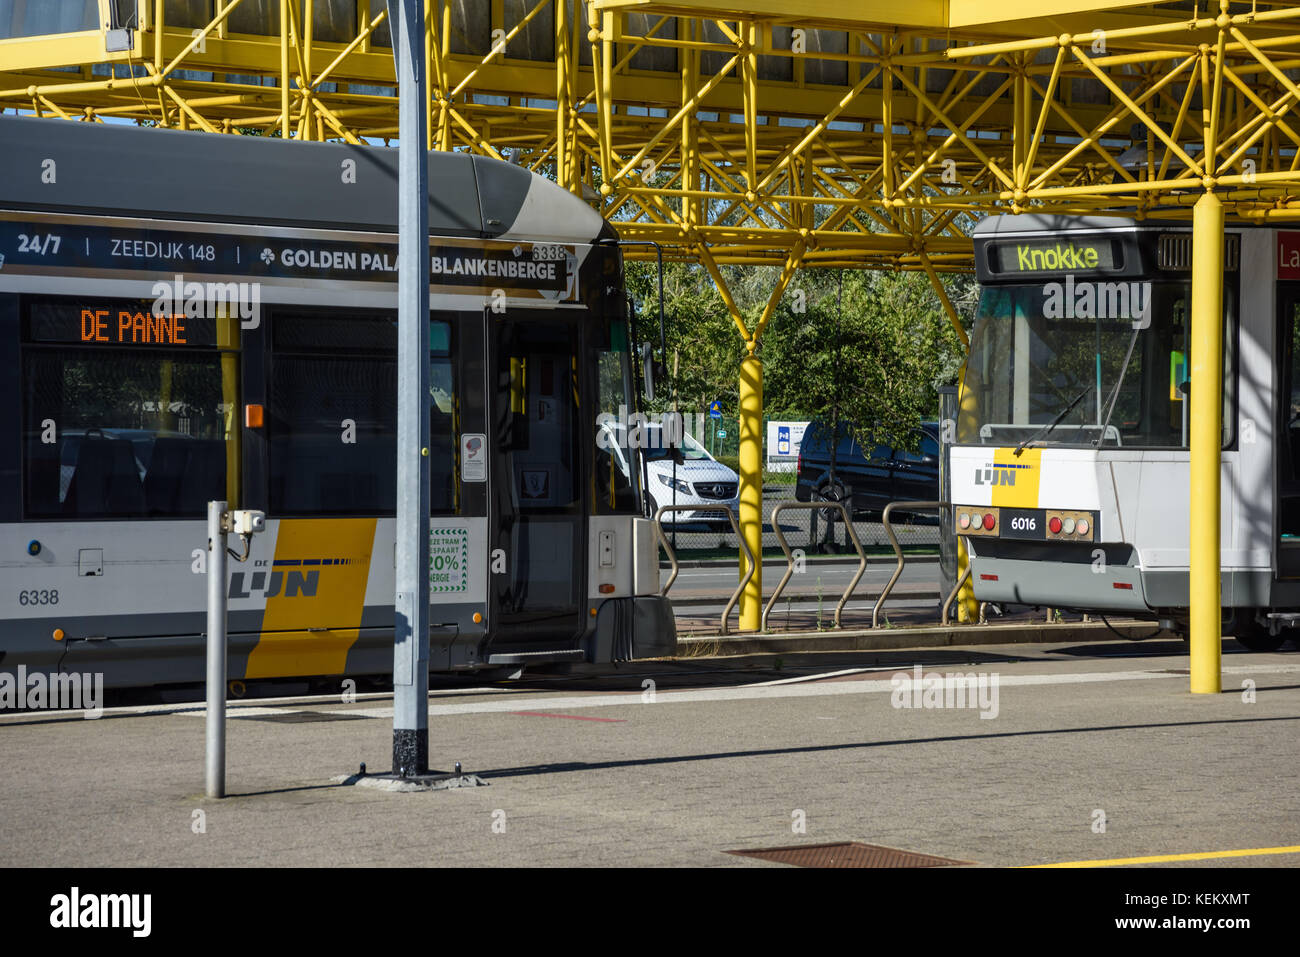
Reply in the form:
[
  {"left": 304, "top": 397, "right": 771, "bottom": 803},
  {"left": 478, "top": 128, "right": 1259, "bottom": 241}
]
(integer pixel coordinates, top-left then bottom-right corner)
[
  {"left": 486, "top": 650, "right": 588, "bottom": 665},
  {"left": 1265, "top": 612, "right": 1300, "bottom": 626}
]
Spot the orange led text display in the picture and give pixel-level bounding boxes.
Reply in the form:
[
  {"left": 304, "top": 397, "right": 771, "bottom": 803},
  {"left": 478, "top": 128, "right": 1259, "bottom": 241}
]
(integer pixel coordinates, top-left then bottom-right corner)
[{"left": 80, "top": 308, "right": 187, "bottom": 345}]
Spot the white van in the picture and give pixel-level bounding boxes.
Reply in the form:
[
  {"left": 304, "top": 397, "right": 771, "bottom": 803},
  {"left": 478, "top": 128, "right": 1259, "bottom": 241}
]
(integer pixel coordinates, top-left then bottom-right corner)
[{"left": 599, "top": 422, "right": 740, "bottom": 527}]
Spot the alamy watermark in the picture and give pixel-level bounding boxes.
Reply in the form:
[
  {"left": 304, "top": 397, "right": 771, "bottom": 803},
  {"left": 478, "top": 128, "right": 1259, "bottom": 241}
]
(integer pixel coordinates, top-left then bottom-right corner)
[
  {"left": 890, "top": 665, "right": 1000, "bottom": 719},
  {"left": 596, "top": 406, "right": 684, "bottom": 450},
  {"left": 151, "top": 274, "right": 261, "bottom": 329},
  {"left": 1042, "top": 275, "right": 1151, "bottom": 330},
  {"left": 0, "top": 666, "right": 103, "bottom": 718},
  {"left": 50, "top": 887, "right": 150, "bottom": 937}
]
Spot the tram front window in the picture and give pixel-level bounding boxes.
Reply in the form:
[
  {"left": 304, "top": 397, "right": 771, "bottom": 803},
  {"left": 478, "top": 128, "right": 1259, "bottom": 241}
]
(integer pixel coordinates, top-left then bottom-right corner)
[{"left": 959, "top": 281, "right": 1234, "bottom": 449}]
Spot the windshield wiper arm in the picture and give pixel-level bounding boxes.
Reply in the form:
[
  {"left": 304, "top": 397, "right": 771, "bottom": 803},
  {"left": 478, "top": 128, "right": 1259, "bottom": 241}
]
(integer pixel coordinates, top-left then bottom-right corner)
[{"left": 1014, "top": 387, "right": 1090, "bottom": 457}]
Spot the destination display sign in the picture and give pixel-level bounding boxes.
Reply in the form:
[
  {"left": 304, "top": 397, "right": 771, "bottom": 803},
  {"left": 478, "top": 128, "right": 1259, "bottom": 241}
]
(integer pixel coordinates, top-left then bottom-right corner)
[
  {"left": 27, "top": 299, "right": 218, "bottom": 347},
  {"left": 991, "top": 238, "right": 1120, "bottom": 274},
  {"left": 1278, "top": 231, "right": 1300, "bottom": 280},
  {"left": 0, "top": 217, "right": 572, "bottom": 293}
]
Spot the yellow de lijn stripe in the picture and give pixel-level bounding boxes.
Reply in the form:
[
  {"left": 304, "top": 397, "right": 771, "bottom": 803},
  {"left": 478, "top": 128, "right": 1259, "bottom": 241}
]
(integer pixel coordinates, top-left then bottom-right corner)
[
  {"left": 244, "top": 518, "right": 377, "bottom": 679},
  {"left": 991, "top": 446, "right": 1041, "bottom": 509},
  {"left": 1029, "top": 845, "right": 1300, "bottom": 868}
]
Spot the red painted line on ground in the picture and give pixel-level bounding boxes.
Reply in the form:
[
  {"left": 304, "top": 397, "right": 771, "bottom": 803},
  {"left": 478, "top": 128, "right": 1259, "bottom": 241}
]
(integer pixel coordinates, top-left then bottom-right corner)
[{"left": 509, "top": 711, "right": 626, "bottom": 723}]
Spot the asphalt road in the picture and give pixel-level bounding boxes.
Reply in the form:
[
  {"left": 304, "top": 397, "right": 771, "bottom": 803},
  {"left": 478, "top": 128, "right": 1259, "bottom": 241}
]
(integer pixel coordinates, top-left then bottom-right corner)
[{"left": 3, "top": 638, "right": 1297, "bottom": 868}]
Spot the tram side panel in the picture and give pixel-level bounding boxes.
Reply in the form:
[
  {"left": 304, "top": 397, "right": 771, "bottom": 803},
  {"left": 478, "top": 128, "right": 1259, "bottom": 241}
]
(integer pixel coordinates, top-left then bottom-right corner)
[{"left": 1, "top": 294, "right": 673, "bottom": 688}]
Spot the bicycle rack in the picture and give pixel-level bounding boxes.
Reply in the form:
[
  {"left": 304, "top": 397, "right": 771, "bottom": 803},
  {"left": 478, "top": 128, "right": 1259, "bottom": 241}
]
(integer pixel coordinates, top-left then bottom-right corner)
[
  {"left": 653, "top": 504, "right": 754, "bottom": 636},
  {"left": 873, "top": 500, "right": 971, "bottom": 628},
  {"left": 762, "top": 501, "right": 866, "bottom": 631},
  {"left": 940, "top": 565, "right": 972, "bottom": 626}
]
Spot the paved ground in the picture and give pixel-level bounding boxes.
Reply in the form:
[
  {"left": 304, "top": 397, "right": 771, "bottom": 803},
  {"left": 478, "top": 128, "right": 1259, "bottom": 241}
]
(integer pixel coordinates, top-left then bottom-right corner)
[{"left": 2, "top": 638, "right": 1297, "bottom": 868}]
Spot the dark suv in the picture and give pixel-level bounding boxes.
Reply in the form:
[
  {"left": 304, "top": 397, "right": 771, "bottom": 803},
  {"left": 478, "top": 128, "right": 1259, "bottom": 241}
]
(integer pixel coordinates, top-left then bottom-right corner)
[{"left": 794, "top": 421, "right": 941, "bottom": 522}]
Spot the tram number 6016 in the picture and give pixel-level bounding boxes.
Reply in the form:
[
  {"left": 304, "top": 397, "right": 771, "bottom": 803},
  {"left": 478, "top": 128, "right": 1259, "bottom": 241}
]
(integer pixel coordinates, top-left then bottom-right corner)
[
  {"left": 1010, "top": 516, "right": 1036, "bottom": 532},
  {"left": 18, "top": 589, "right": 59, "bottom": 606}
]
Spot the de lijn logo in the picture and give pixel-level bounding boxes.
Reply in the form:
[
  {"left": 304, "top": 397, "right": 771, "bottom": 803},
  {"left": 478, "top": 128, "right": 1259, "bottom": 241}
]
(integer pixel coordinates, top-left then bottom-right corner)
[{"left": 973, "top": 462, "right": 1029, "bottom": 487}]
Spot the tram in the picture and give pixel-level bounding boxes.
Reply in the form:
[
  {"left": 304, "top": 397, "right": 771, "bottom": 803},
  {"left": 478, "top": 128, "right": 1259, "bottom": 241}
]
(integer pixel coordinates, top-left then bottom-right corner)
[
  {"left": 0, "top": 116, "right": 674, "bottom": 689},
  {"left": 951, "top": 212, "right": 1300, "bottom": 650}
]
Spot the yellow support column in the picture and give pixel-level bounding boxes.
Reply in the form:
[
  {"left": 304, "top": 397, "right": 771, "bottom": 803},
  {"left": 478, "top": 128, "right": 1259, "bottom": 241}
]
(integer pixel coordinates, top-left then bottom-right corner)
[
  {"left": 1189, "top": 190, "right": 1224, "bottom": 694},
  {"left": 218, "top": 312, "right": 242, "bottom": 506},
  {"left": 739, "top": 350, "right": 763, "bottom": 631},
  {"left": 955, "top": 359, "right": 979, "bottom": 622}
]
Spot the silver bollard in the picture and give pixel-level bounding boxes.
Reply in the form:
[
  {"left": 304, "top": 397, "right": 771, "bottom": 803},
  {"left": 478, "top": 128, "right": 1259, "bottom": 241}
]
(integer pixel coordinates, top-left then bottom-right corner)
[{"left": 206, "top": 499, "right": 227, "bottom": 799}]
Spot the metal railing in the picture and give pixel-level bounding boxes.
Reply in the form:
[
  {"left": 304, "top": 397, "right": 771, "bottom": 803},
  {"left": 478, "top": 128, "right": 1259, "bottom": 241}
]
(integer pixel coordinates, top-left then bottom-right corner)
[
  {"left": 940, "top": 565, "right": 973, "bottom": 627},
  {"left": 873, "top": 500, "right": 969, "bottom": 629},
  {"left": 654, "top": 504, "right": 754, "bottom": 636},
  {"left": 655, "top": 498, "right": 986, "bottom": 635},
  {"left": 762, "top": 501, "right": 866, "bottom": 631}
]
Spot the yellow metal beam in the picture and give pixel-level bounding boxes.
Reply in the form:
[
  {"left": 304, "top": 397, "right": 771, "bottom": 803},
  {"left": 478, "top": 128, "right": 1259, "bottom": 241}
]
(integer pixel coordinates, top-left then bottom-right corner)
[{"left": 948, "top": 0, "right": 1153, "bottom": 28}]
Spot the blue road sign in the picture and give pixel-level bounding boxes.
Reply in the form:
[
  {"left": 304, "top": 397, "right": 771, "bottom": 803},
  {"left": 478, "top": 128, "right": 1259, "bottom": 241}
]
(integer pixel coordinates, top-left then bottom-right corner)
[{"left": 709, "top": 401, "right": 722, "bottom": 419}]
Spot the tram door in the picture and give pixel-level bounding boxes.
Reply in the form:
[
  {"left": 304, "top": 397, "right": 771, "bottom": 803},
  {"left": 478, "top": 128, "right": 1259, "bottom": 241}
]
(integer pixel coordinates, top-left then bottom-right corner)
[
  {"left": 1277, "top": 285, "right": 1300, "bottom": 578},
  {"left": 488, "top": 315, "right": 586, "bottom": 643}
]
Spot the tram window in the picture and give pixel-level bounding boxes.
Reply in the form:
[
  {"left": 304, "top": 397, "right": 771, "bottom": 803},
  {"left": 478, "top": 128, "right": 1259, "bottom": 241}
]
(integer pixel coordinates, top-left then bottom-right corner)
[
  {"left": 269, "top": 354, "right": 396, "bottom": 515},
  {"left": 429, "top": 321, "right": 458, "bottom": 515},
  {"left": 594, "top": 319, "right": 639, "bottom": 514},
  {"left": 495, "top": 322, "right": 581, "bottom": 509},
  {"left": 22, "top": 349, "right": 226, "bottom": 518},
  {"left": 268, "top": 312, "right": 462, "bottom": 516},
  {"left": 959, "top": 281, "right": 1237, "bottom": 449}
]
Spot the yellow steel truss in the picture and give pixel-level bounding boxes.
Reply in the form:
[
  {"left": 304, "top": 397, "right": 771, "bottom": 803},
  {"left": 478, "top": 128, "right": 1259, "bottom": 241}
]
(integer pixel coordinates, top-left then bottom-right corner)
[{"left": 9, "top": 3, "right": 1300, "bottom": 269}]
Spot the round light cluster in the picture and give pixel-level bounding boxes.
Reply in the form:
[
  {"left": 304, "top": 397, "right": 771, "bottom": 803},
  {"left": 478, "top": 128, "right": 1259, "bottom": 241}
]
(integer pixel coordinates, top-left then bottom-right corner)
[
  {"left": 960, "top": 512, "right": 996, "bottom": 530},
  {"left": 1048, "top": 515, "right": 1091, "bottom": 536}
]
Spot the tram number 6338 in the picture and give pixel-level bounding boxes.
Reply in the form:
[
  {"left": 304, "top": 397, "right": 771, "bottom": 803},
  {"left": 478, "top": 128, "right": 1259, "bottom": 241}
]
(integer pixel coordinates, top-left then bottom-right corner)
[{"left": 17, "top": 589, "right": 59, "bottom": 606}]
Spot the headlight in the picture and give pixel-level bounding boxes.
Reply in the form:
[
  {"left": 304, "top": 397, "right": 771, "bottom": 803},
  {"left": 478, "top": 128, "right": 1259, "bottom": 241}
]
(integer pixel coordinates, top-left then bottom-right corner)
[{"left": 657, "top": 473, "right": 692, "bottom": 495}]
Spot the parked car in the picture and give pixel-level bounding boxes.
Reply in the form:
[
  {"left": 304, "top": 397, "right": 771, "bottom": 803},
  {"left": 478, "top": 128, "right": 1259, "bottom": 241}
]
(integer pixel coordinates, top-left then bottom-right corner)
[
  {"left": 599, "top": 422, "right": 740, "bottom": 528},
  {"left": 794, "top": 421, "right": 941, "bottom": 523}
]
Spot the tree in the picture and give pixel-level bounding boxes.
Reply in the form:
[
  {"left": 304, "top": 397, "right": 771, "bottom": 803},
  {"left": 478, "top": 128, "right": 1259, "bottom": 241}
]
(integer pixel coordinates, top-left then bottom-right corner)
[{"left": 626, "top": 260, "right": 974, "bottom": 454}]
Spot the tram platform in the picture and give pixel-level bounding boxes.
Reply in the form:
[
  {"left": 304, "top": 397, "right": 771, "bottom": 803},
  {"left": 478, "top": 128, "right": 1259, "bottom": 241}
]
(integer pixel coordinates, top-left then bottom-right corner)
[{"left": 2, "top": 635, "right": 1298, "bottom": 868}]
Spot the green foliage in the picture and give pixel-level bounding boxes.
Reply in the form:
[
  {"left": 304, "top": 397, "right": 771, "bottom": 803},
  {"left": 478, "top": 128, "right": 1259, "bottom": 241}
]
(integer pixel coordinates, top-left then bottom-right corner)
[{"left": 628, "top": 259, "right": 975, "bottom": 451}]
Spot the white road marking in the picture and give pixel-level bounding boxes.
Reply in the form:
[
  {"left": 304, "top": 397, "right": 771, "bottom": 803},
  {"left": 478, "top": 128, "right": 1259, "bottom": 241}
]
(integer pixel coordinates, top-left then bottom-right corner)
[
  {"left": 0, "top": 684, "right": 514, "bottom": 722},
  {"left": 9, "top": 662, "right": 1294, "bottom": 723},
  {"left": 337, "top": 663, "right": 1300, "bottom": 719},
  {"left": 737, "top": 667, "right": 881, "bottom": 687}
]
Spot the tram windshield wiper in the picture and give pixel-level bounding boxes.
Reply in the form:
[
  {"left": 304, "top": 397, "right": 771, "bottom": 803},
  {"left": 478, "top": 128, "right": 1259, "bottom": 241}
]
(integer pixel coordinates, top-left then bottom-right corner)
[
  {"left": 1093, "top": 326, "right": 1142, "bottom": 448},
  {"left": 1014, "top": 387, "right": 1091, "bottom": 457}
]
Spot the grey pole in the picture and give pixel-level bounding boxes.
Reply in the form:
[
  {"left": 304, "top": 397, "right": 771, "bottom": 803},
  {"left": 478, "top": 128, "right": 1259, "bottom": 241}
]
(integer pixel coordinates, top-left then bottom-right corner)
[
  {"left": 387, "top": 0, "right": 431, "bottom": 776},
  {"left": 205, "top": 499, "right": 228, "bottom": 798}
]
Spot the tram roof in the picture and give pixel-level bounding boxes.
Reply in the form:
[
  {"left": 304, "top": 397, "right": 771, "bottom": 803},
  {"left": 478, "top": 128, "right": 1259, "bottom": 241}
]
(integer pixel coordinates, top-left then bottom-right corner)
[
  {"left": 972, "top": 214, "right": 1161, "bottom": 238},
  {"left": 0, "top": 116, "right": 612, "bottom": 245}
]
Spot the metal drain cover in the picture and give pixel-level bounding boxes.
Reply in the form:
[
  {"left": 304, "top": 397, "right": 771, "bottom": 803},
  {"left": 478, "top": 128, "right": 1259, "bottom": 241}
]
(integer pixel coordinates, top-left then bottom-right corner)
[
  {"left": 727, "top": 842, "right": 972, "bottom": 868},
  {"left": 237, "top": 711, "right": 370, "bottom": 723}
]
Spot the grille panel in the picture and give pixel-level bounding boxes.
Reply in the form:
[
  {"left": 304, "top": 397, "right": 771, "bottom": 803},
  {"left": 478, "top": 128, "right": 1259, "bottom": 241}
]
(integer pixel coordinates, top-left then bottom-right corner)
[
  {"left": 695, "top": 482, "right": 737, "bottom": 499},
  {"left": 726, "top": 841, "right": 973, "bottom": 868}
]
